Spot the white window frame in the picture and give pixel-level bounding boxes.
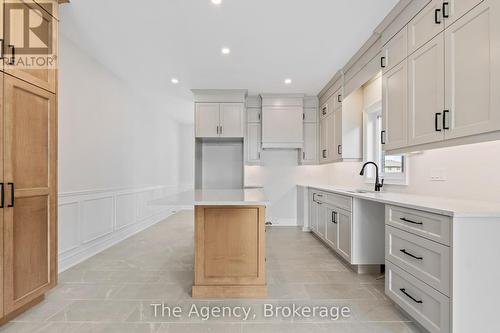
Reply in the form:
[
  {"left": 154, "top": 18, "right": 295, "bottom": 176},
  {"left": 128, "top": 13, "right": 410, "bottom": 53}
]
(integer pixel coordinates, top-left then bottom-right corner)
[{"left": 363, "top": 102, "right": 408, "bottom": 186}]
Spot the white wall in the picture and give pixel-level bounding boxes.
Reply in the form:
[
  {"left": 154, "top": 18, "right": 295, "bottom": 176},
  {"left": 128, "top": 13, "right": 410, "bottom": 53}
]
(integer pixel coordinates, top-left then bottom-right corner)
[
  {"left": 328, "top": 141, "right": 500, "bottom": 203},
  {"left": 59, "top": 35, "right": 181, "bottom": 192},
  {"left": 179, "top": 124, "right": 195, "bottom": 190},
  {"left": 245, "top": 151, "right": 329, "bottom": 225},
  {"left": 58, "top": 34, "right": 190, "bottom": 271}
]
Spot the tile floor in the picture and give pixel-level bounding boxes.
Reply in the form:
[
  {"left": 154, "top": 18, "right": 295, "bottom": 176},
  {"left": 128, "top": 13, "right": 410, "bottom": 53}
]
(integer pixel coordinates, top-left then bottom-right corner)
[{"left": 0, "top": 210, "right": 422, "bottom": 332}]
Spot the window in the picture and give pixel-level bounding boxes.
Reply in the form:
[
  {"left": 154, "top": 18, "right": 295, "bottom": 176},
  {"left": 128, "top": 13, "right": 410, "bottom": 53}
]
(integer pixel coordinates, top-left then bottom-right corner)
[{"left": 364, "top": 102, "right": 408, "bottom": 185}]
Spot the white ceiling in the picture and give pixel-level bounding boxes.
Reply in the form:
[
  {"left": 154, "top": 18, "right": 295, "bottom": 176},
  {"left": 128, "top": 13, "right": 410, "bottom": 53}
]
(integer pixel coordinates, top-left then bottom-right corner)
[{"left": 60, "top": 0, "right": 399, "bottom": 123}]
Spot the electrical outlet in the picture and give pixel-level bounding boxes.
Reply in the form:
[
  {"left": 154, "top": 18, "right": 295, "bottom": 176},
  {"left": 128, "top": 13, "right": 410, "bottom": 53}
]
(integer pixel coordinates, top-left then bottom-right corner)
[{"left": 430, "top": 168, "right": 447, "bottom": 181}]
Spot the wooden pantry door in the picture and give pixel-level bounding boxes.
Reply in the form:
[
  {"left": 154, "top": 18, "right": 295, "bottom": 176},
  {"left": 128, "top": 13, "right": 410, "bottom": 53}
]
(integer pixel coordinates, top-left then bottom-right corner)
[
  {"left": 3, "top": 75, "right": 57, "bottom": 314},
  {"left": 4, "top": 0, "right": 58, "bottom": 93}
]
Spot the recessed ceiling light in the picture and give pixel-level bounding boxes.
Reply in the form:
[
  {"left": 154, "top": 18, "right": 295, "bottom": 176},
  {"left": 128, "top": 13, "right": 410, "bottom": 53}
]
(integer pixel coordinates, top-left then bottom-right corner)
[
  {"left": 171, "top": 78, "right": 179, "bottom": 84},
  {"left": 211, "top": 0, "right": 222, "bottom": 4},
  {"left": 221, "top": 47, "right": 231, "bottom": 55},
  {"left": 284, "top": 78, "right": 292, "bottom": 85}
]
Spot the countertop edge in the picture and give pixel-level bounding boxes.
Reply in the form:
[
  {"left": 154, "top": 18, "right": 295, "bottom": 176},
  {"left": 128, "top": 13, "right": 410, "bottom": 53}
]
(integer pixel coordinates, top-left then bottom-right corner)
[{"left": 299, "top": 185, "right": 500, "bottom": 219}]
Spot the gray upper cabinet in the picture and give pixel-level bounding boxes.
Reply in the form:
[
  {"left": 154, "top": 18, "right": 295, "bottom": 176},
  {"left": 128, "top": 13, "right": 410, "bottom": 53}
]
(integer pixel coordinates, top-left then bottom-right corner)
[
  {"left": 408, "top": 33, "right": 446, "bottom": 146},
  {"left": 195, "top": 103, "right": 244, "bottom": 138},
  {"left": 444, "top": 0, "right": 500, "bottom": 140},
  {"left": 408, "top": 0, "right": 445, "bottom": 55},
  {"left": 382, "top": 60, "right": 408, "bottom": 151},
  {"left": 195, "top": 103, "right": 221, "bottom": 138},
  {"left": 444, "top": 0, "right": 484, "bottom": 26},
  {"left": 382, "top": 26, "right": 408, "bottom": 73}
]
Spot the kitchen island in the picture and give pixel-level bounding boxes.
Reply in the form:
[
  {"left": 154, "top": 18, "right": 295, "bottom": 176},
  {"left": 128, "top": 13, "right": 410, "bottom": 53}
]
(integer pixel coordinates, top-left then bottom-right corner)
[{"left": 151, "top": 189, "right": 268, "bottom": 298}]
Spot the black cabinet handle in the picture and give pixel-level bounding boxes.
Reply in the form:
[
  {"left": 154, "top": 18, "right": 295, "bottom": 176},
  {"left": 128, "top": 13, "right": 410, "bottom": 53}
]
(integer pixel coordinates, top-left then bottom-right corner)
[
  {"left": 337, "top": 95, "right": 342, "bottom": 103},
  {"left": 435, "top": 113, "right": 442, "bottom": 132},
  {"left": 8, "top": 44, "right": 15, "bottom": 65},
  {"left": 331, "top": 211, "right": 338, "bottom": 224},
  {"left": 0, "top": 183, "right": 4, "bottom": 208},
  {"left": 443, "top": 110, "right": 449, "bottom": 130},
  {"left": 220, "top": 126, "right": 223, "bottom": 134},
  {"left": 435, "top": 8, "right": 442, "bottom": 24},
  {"left": 400, "top": 217, "right": 423, "bottom": 225},
  {"left": 0, "top": 39, "right": 4, "bottom": 60},
  {"left": 7, "top": 183, "right": 14, "bottom": 208},
  {"left": 322, "top": 149, "right": 327, "bottom": 159},
  {"left": 381, "top": 130, "right": 386, "bottom": 145},
  {"left": 400, "top": 288, "right": 423, "bottom": 304},
  {"left": 337, "top": 145, "right": 342, "bottom": 155},
  {"left": 442, "top": 2, "right": 449, "bottom": 18},
  {"left": 400, "top": 249, "right": 423, "bottom": 260},
  {"left": 381, "top": 56, "right": 386, "bottom": 68},
  {"left": 322, "top": 107, "right": 327, "bottom": 115}
]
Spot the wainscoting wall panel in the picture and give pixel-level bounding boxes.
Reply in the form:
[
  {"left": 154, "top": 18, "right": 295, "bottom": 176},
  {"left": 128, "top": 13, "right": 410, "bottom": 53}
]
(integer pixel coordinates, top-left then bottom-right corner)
[{"left": 58, "top": 185, "right": 192, "bottom": 272}]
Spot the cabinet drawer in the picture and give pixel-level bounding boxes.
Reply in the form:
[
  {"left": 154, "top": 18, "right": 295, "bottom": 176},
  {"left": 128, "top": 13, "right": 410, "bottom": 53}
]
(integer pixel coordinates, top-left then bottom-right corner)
[
  {"left": 322, "top": 193, "right": 352, "bottom": 212},
  {"left": 386, "top": 226, "right": 450, "bottom": 296},
  {"left": 386, "top": 262, "right": 450, "bottom": 333},
  {"left": 382, "top": 26, "right": 408, "bottom": 73},
  {"left": 386, "top": 205, "right": 451, "bottom": 246}
]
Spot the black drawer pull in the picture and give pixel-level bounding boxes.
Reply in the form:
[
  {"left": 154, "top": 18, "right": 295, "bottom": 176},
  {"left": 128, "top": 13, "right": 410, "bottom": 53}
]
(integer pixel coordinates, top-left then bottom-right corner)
[
  {"left": 435, "top": 8, "right": 441, "bottom": 24},
  {"left": 0, "top": 39, "right": 4, "bottom": 60},
  {"left": 443, "top": 110, "right": 450, "bottom": 130},
  {"left": 0, "top": 183, "right": 4, "bottom": 208},
  {"left": 435, "top": 112, "right": 442, "bottom": 131},
  {"left": 400, "top": 288, "right": 423, "bottom": 304},
  {"left": 381, "top": 56, "right": 386, "bottom": 68},
  {"left": 442, "top": 2, "right": 449, "bottom": 18},
  {"left": 381, "top": 130, "right": 386, "bottom": 145},
  {"left": 400, "top": 249, "right": 423, "bottom": 260},
  {"left": 8, "top": 44, "right": 15, "bottom": 65},
  {"left": 331, "top": 211, "right": 338, "bottom": 224},
  {"left": 8, "top": 183, "right": 14, "bottom": 208},
  {"left": 400, "top": 217, "right": 423, "bottom": 225}
]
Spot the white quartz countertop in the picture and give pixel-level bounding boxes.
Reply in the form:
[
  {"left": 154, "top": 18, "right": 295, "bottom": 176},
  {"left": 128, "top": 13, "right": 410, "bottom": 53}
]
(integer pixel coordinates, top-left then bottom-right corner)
[
  {"left": 299, "top": 184, "right": 500, "bottom": 218},
  {"left": 150, "top": 189, "right": 268, "bottom": 206}
]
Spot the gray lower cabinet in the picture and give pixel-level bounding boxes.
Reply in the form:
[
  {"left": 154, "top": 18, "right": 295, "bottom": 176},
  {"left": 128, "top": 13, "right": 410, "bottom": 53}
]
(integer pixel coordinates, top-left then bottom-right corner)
[{"left": 309, "top": 190, "right": 352, "bottom": 263}]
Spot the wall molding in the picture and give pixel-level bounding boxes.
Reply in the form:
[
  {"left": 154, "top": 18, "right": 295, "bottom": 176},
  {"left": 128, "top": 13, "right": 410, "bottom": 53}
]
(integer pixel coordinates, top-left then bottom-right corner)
[{"left": 58, "top": 184, "right": 192, "bottom": 273}]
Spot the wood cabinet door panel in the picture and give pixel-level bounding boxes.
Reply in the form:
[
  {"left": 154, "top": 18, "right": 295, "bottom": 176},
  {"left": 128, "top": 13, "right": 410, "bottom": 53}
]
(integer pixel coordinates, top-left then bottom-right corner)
[
  {"left": 195, "top": 206, "right": 265, "bottom": 286},
  {"left": 3, "top": 76, "right": 57, "bottom": 314},
  {"left": 444, "top": 0, "right": 500, "bottom": 139},
  {"left": 5, "top": 0, "right": 57, "bottom": 93}
]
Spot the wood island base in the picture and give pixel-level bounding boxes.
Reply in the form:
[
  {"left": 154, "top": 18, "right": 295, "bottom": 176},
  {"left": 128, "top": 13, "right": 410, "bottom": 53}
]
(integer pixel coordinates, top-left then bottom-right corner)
[{"left": 193, "top": 205, "right": 267, "bottom": 299}]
